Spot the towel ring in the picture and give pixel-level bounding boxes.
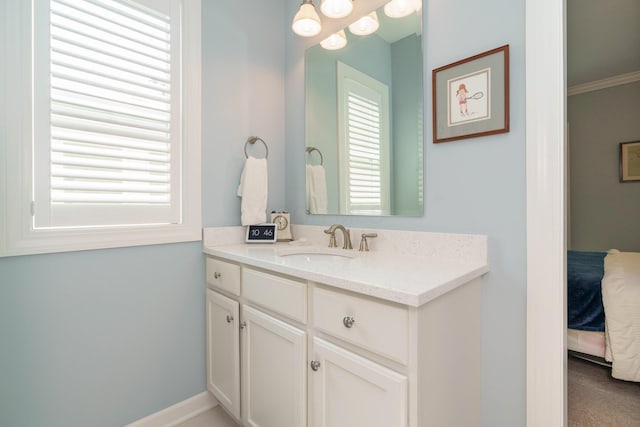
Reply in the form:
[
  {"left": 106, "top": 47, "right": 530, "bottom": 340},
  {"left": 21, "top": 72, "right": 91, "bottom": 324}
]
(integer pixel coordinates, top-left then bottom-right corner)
[
  {"left": 305, "top": 147, "right": 324, "bottom": 165},
  {"left": 244, "top": 136, "right": 269, "bottom": 159}
]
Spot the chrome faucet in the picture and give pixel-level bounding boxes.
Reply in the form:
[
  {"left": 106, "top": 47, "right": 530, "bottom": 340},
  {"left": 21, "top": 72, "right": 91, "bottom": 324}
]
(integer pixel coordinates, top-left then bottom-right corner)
[{"left": 323, "top": 224, "right": 353, "bottom": 249}]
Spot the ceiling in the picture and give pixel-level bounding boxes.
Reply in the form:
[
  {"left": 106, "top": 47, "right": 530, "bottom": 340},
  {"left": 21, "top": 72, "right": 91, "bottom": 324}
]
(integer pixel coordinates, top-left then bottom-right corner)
[{"left": 567, "top": 0, "right": 640, "bottom": 86}]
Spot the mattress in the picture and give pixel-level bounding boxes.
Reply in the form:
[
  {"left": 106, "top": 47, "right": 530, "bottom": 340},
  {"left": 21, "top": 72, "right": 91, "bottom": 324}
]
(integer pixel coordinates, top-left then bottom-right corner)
[{"left": 601, "top": 250, "right": 640, "bottom": 381}]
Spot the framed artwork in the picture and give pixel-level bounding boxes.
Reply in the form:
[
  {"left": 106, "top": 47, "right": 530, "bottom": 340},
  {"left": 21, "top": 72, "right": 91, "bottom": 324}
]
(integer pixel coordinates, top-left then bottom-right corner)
[
  {"left": 432, "top": 45, "right": 509, "bottom": 143},
  {"left": 619, "top": 141, "right": 640, "bottom": 182}
]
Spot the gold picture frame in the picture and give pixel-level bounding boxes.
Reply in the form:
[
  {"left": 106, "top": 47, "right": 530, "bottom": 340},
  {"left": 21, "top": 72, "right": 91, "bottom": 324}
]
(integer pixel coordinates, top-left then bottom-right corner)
[{"left": 620, "top": 141, "right": 640, "bottom": 182}]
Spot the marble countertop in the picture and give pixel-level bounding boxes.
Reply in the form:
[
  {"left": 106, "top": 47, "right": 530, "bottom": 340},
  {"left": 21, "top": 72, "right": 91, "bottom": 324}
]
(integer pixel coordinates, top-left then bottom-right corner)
[{"left": 203, "top": 242, "right": 488, "bottom": 307}]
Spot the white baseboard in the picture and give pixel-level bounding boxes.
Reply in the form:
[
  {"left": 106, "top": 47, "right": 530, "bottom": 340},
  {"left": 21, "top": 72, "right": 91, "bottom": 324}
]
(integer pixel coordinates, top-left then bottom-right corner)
[{"left": 125, "top": 391, "right": 219, "bottom": 427}]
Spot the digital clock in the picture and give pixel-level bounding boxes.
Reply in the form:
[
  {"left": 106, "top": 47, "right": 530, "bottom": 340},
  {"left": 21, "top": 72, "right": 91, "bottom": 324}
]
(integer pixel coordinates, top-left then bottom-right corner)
[{"left": 245, "top": 224, "right": 277, "bottom": 243}]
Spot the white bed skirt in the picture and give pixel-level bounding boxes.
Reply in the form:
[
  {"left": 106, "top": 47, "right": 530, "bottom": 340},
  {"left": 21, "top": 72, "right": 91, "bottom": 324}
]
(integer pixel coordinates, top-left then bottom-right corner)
[{"left": 567, "top": 328, "right": 606, "bottom": 358}]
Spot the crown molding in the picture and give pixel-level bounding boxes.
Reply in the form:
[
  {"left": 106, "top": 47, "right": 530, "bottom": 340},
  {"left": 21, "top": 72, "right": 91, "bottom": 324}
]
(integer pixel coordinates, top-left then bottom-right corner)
[{"left": 568, "top": 70, "right": 640, "bottom": 96}]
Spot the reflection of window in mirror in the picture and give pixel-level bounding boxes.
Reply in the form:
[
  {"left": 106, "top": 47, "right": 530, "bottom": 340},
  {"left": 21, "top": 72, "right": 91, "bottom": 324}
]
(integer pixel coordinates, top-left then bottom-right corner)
[{"left": 337, "top": 62, "right": 390, "bottom": 215}]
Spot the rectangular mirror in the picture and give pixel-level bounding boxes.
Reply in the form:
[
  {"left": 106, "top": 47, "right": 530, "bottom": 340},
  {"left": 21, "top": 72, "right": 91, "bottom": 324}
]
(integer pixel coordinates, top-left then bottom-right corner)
[{"left": 305, "top": 2, "right": 423, "bottom": 216}]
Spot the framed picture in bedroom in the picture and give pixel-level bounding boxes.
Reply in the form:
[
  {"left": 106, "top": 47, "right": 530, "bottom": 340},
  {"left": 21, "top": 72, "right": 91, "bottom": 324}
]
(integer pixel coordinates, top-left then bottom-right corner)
[
  {"left": 620, "top": 140, "right": 640, "bottom": 182},
  {"left": 432, "top": 45, "right": 509, "bottom": 143}
]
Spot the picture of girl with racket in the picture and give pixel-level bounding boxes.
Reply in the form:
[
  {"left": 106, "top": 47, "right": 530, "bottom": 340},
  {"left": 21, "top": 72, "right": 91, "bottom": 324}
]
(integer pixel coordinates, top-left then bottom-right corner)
[
  {"left": 456, "top": 84, "right": 469, "bottom": 116},
  {"left": 456, "top": 84, "right": 484, "bottom": 116},
  {"left": 447, "top": 68, "right": 490, "bottom": 126}
]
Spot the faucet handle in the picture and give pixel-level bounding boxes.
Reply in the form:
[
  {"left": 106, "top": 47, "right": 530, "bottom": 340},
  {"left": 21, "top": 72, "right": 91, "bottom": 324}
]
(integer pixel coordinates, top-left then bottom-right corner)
[
  {"left": 358, "top": 233, "right": 378, "bottom": 252},
  {"left": 323, "top": 228, "right": 336, "bottom": 248}
]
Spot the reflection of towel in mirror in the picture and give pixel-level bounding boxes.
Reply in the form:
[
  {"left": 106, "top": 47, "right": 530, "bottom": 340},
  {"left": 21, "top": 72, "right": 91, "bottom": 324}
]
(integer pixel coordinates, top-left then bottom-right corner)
[
  {"left": 237, "top": 157, "right": 268, "bottom": 225},
  {"left": 306, "top": 164, "right": 327, "bottom": 214}
]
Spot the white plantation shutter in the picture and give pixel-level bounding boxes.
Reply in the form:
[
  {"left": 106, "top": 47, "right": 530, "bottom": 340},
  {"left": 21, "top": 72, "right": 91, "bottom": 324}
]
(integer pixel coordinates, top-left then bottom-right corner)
[
  {"left": 346, "top": 93, "right": 383, "bottom": 214},
  {"left": 337, "top": 62, "right": 390, "bottom": 215},
  {"left": 33, "top": 0, "right": 181, "bottom": 228}
]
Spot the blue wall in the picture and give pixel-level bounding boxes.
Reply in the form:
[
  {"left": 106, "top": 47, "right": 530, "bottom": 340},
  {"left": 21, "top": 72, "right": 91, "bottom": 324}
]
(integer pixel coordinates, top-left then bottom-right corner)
[
  {"left": 0, "top": 1, "right": 286, "bottom": 426},
  {"left": 286, "top": 0, "right": 526, "bottom": 425},
  {"left": 0, "top": 243, "right": 206, "bottom": 427},
  {"left": 202, "top": 1, "right": 286, "bottom": 224}
]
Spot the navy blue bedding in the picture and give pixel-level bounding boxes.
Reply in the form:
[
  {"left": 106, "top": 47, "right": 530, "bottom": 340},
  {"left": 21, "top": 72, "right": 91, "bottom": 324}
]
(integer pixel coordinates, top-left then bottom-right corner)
[{"left": 567, "top": 250, "right": 607, "bottom": 332}]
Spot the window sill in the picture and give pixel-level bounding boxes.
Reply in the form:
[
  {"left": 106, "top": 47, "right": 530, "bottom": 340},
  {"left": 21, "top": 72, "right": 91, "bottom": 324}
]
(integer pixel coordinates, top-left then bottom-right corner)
[{"left": 0, "top": 223, "right": 202, "bottom": 258}]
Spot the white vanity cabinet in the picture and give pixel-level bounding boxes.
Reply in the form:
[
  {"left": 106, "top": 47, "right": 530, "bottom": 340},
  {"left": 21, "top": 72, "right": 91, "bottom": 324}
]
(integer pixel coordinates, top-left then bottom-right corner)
[
  {"left": 206, "top": 254, "right": 482, "bottom": 427},
  {"left": 206, "top": 258, "right": 308, "bottom": 427}
]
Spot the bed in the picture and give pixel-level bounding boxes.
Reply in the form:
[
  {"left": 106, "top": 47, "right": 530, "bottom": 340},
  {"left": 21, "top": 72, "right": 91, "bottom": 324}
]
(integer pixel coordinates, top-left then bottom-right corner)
[
  {"left": 567, "top": 249, "right": 640, "bottom": 381},
  {"left": 567, "top": 250, "right": 608, "bottom": 361}
]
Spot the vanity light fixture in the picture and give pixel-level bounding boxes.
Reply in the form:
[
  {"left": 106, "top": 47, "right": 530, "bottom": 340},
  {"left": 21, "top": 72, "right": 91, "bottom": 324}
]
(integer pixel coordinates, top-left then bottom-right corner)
[
  {"left": 348, "top": 11, "right": 379, "bottom": 36},
  {"left": 292, "top": 0, "right": 322, "bottom": 37},
  {"left": 383, "top": 0, "right": 415, "bottom": 18},
  {"left": 320, "top": 29, "right": 347, "bottom": 50},
  {"left": 320, "top": 0, "right": 353, "bottom": 19}
]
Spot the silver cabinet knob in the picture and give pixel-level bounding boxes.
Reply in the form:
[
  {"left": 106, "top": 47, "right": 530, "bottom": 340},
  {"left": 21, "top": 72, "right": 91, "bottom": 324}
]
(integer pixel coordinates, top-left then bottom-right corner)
[
  {"left": 310, "top": 360, "right": 321, "bottom": 371},
  {"left": 226, "top": 315, "right": 233, "bottom": 323},
  {"left": 214, "top": 272, "right": 222, "bottom": 279},
  {"left": 240, "top": 321, "right": 247, "bottom": 330},
  {"left": 342, "top": 316, "right": 355, "bottom": 328}
]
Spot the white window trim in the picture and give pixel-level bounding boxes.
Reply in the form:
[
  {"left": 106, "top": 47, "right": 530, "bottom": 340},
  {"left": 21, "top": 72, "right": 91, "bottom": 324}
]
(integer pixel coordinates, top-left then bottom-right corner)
[
  {"left": 336, "top": 61, "right": 391, "bottom": 216},
  {"left": 0, "top": 0, "right": 201, "bottom": 257}
]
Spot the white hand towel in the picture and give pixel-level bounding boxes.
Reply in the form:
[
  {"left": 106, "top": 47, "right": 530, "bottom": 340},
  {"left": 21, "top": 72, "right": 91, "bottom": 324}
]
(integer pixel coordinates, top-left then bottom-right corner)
[
  {"left": 237, "top": 156, "right": 268, "bottom": 225},
  {"left": 306, "top": 164, "right": 327, "bottom": 214},
  {"left": 306, "top": 165, "right": 312, "bottom": 213}
]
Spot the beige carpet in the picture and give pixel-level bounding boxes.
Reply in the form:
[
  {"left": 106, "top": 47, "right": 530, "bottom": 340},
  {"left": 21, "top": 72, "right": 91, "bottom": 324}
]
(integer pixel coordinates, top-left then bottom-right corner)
[{"left": 568, "top": 355, "right": 640, "bottom": 426}]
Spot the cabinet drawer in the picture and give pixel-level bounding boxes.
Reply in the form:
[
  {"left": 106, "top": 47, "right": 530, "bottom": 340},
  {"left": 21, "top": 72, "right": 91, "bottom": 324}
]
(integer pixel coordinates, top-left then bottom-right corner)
[
  {"left": 243, "top": 268, "right": 307, "bottom": 324},
  {"left": 206, "top": 257, "right": 241, "bottom": 296},
  {"left": 313, "top": 286, "right": 409, "bottom": 364}
]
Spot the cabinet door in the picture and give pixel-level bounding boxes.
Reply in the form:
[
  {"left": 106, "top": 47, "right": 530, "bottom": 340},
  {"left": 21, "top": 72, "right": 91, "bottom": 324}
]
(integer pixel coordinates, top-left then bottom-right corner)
[
  {"left": 310, "top": 337, "right": 408, "bottom": 427},
  {"left": 242, "top": 305, "right": 306, "bottom": 427},
  {"left": 206, "top": 289, "right": 240, "bottom": 420}
]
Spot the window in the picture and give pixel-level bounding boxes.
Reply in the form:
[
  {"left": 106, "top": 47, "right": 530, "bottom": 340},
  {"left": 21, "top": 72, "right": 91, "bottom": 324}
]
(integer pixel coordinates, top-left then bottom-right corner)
[
  {"left": 337, "top": 62, "right": 390, "bottom": 215},
  {"left": 0, "top": 0, "right": 201, "bottom": 256}
]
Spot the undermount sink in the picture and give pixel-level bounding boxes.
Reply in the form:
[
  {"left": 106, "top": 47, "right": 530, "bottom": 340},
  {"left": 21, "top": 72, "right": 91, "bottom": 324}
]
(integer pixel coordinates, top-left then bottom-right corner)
[{"left": 276, "top": 248, "right": 357, "bottom": 262}]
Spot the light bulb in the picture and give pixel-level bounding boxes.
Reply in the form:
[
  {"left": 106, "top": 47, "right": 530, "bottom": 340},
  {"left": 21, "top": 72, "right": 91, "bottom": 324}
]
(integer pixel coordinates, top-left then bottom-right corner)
[
  {"left": 384, "top": 0, "right": 415, "bottom": 18},
  {"left": 320, "top": 0, "right": 353, "bottom": 19},
  {"left": 348, "top": 11, "right": 379, "bottom": 36},
  {"left": 292, "top": 1, "right": 322, "bottom": 37},
  {"left": 320, "top": 30, "right": 347, "bottom": 50}
]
